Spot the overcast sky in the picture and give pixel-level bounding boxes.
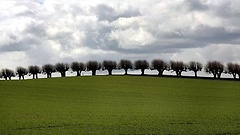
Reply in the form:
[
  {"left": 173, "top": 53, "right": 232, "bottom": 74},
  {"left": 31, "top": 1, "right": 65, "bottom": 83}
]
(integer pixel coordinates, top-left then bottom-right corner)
[{"left": 1, "top": 0, "right": 240, "bottom": 69}]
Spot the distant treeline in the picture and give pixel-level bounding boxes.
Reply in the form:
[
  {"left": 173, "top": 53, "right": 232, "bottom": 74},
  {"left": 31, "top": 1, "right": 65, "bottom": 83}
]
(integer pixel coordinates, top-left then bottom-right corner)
[{"left": 0, "top": 59, "right": 240, "bottom": 80}]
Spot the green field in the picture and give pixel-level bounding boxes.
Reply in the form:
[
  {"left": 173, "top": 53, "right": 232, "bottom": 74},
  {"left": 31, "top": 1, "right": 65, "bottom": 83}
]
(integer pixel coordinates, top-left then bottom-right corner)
[{"left": 0, "top": 76, "right": 240, "bottom": 134}]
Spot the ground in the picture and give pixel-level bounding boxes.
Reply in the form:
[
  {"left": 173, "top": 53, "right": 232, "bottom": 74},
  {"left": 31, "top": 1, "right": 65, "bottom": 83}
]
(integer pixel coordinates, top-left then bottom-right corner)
[{"left": 0, "top": 76, "right": 240, "bottom": 134}]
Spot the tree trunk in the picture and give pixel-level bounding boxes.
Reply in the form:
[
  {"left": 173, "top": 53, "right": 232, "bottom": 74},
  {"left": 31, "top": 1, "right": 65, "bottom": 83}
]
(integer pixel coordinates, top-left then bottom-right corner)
[
  {"left": 157, "top": 70, "right": 163, "bottom": 76},
  {"left": 36, "top": 74, "right": 38, "bottom": 79},
  {"left": 61, "top": 72, "right": 65, "bottom": 77},
  {"left": 213, "top": 73, "right": 217, "bottom": 79},
  {"left": 19, "top": 75, "right": 21, "bottom": 80},
  {"left": 77, "top": 71, "right": 80, "bottom": 76},
  {"left": 47, "top": 73, "right": 52, "bottom": 78},
  {"left": 233, "top": 73, "right": 236, "bottom": 79},
  {"left": 179, "top": 71, "right": 182, "bottom": 77},
  {"left": 194, "top": 71, "right": 197, "bottom": 78},
  {"left": 33, "top": 74, "right": 35, "bottom": 79},
  {"left": 4, "top": 77, "right": 7, "bottom": 80},
  {"left": 22, "top": 75, "right": 25, "bottom": 80},
  {"left": 92, "top": 70, "right": 96, "bottom": 76},
  {"left": 9, "top": 77, "right": 11, "bottom": 80},
  {"left": 176, "top": 71, "right": 181, "bottom": 77},
  {"left": 141, "top": 69, "right": 145, "bottom": 76},
  {"left": 175, "top": 71, "right": 178, "bottom": 76},
  {"left": 108, "top": 69, "right": 113, "bottom": 75},
  {"left": 217, "top": 73, "right": 221, "bottom": 79},
  {"left": 80, "top": 71, "right": 82, "bottom": 76},
  {"left": 124, "top": 69, "right": 128, "bottom": 75}
]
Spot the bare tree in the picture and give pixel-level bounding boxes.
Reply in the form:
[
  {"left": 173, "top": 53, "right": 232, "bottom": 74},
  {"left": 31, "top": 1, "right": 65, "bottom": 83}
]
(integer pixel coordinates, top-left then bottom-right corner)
[
  {"left": 227, "top": 63, "right": 240, "bottom": 79},
  {"left": 170, "top": 61, "right": 187, "bottom": 77},
  {"left": 188, "top": 61, "right": 202, "bottom": 78},
  {"left": 102, "top": 60, "right": 117, "bottom": 75},
  {"left": 134, "top": 60, "right": 149, "bottom": 75},
  {"left": 29, "top": 66, "right": 41, "bottom": 79},
  {"left": 119, "top": 59, "right": 133, "bottom": 75},
  {"left": 86, "top": 61, "right": 101, "bottom": 76},
  {"left": 55, "top": 63, "right": 69, "bottom": 77},
  {"left": 71, "top": 62, "right": 85, "bottom": 76},
  {"left": 42, "top": 64, "right": 55, "bottom": 78},
  {"left": 16, "top": 67, "right": 28, "bottom": 80},
  {"left": 151, "top": 59, "right": 168, "bottom": 76},
  {"left": 1, "top": 69, "right": 15, "bottom": 80},
  {"left": 205, "top": 61, "right": 224, "bottom": 79}
]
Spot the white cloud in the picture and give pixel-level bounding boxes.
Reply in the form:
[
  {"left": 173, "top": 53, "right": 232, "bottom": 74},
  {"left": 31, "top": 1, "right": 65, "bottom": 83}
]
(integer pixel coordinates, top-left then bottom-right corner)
[
  {"left": 0, "top": 0, "right": 240, "bottom": 70},
  {"left": 109, "top": 27, "right": 155, "bottom": 49}
]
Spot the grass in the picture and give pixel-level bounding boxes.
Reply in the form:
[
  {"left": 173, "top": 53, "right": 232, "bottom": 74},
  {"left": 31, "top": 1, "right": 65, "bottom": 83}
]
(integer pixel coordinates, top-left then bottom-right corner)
[{"left": 0, "top": 76, "right": 240, "bottom": 134}]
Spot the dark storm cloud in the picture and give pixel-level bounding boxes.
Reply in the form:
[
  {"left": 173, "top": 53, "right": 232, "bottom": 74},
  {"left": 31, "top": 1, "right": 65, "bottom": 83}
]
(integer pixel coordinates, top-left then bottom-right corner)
[
  {"left": 191, "top": 26, "right": 240, "bottom": 44},
  {"left": 185, "top": 0, "right": 209, "bottom": 11}
]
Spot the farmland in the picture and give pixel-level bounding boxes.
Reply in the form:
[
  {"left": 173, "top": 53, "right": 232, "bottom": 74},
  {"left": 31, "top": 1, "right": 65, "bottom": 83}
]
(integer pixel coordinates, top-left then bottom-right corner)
[{"left": 0, "top": 76, "right": 240, "bottom": 134}]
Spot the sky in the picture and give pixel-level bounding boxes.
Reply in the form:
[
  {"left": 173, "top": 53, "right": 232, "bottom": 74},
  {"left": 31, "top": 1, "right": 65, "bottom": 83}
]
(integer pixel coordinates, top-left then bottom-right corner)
[{"left": 1, "top": 0, "right": 240, "bottom": 70}]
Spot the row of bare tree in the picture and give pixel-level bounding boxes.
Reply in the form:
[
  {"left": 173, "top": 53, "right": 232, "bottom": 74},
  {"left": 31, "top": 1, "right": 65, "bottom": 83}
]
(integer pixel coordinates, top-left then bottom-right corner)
[{"left": 0, "top": 59, "right": 239, "bottom": 80}]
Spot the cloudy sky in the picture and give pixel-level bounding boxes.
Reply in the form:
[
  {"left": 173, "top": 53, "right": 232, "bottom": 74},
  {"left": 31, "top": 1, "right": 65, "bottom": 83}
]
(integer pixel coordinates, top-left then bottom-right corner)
[{"left": 1, "top": 0, "right": 240, "bottom": 69}]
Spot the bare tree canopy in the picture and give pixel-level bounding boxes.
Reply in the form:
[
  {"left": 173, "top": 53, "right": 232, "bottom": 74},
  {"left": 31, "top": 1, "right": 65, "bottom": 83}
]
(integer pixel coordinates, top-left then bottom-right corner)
[
  {"left": 86, "top": 61, "right": 101, "bottom": 76},
  {"left": 102, "top": 60, "right": 117, "bottom": 75},
  {"left": 55, "top": 63, "right": 69, "bottom": 77},
  {"left": 151, "top": 59, "right": 168, "bottom": 76},
  {"left": 170, "top": 61, "right": 187, "bottom": 77},
  {"left": 134, "top": 60, "right": 149, "bottom": 75},
  {"left": 205, "top": 61, "right": 224, "bottom": 79},
  {"left": 188, "top": 61, "right": 202, "bottom": 78},
  {"left": 16, "top": 67, "right": 28, "bottom": 80},
  {"left": 227, "top": 63, "right": 240, "bottom": 79},
  {"left": 2, "top": 58, "right": 240, "bottom": 80},
  {"left": 42, "top": 64, "right": 55, "bottom": 78},
  {"left": 119, "top": 59, "right": 133, "bottom": 75},
  {"left": 1, "top": 69, "right": 15, "bottom": 80},
  {"left": 29, "top": 65, "right": 41, "bottom": 79},
  {"left": 71, "top": 62, "right": 85, "bottom": 76}
]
